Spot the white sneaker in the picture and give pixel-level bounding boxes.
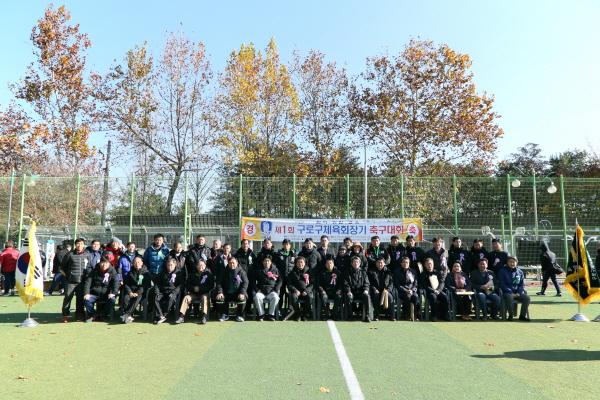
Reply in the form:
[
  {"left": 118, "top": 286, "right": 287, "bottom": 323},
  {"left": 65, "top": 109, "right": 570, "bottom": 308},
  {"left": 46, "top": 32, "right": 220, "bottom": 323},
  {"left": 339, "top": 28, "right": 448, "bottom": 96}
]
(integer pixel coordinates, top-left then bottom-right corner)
[
  {"left": 1, "top": 293, "right": 10, "bottom": 297},
  {"left": 235, "top": 316, "right": 244, "bottom": 322},
  {"left": 219, "top": 314, "right": 229, "bottom": 322},
  {"left": 44, "top": 292, "right": 51, "bottom": 296}
]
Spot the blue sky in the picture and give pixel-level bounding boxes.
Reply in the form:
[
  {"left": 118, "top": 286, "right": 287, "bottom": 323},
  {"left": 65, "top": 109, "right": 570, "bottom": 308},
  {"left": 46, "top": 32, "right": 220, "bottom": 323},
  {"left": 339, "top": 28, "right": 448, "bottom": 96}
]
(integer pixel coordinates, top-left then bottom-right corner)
[{"left": 1, "top": 1, "right": 599, "bottom": 166}]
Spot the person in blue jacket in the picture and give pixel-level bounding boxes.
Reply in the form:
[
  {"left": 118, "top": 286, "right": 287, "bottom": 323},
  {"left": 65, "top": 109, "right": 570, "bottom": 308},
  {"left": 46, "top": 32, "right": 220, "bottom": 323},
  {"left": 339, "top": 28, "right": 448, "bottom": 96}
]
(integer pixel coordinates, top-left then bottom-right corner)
[
  {"left": 143, "top": 234, "right": 170, "bottom": 281},
  {"left": 498, "top": 256, "right": 531, "bottom": 321}
]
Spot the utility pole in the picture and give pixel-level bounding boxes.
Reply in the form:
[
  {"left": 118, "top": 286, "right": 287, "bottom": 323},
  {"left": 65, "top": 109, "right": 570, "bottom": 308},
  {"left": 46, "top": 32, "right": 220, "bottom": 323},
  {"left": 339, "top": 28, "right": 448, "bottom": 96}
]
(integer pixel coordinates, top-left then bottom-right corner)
[{"left": 101, "top": 140, "right": 112, "bottom": 226}]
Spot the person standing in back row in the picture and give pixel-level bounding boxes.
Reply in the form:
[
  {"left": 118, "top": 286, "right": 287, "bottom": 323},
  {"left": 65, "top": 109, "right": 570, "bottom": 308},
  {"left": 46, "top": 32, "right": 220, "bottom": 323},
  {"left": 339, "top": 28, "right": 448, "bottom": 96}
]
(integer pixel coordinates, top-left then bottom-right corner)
[{"left": 536, "top": 242, "right": 562, "bottom": 297}]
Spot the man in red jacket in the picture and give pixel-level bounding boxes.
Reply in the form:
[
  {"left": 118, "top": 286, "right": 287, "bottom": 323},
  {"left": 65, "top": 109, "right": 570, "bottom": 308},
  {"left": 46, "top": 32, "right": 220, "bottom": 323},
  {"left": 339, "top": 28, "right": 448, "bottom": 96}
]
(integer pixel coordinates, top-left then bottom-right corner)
[{"left": 0, "top": 241, "right": 20, "bottom": 296}]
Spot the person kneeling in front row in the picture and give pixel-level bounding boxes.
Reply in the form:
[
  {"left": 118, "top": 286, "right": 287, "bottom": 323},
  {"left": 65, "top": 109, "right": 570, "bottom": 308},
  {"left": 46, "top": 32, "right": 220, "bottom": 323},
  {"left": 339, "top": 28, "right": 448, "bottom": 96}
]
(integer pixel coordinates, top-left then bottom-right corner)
[
  {"left": 177, "top": 259, "right": 214, "bottom": 325},
  {"left": 120, "top": 256, "right": 151, "bottom": 323},
  {"left": 83, "top": 260, "right": 119, "bottom": 322},
  {"left": 215, "top": 257, "right": 248, "bottom": 322},
  {"left": 343, "top": 256, "right": 372, "bottom": 323},
  {"left": 498, "top": 256, "right": 531, "bottom": 322},
  {"left": 251, "top": 255, "right": 281, "bottom": 321},
  {"left": 150, "top": 259, "right": 184, "bottom": 324}
]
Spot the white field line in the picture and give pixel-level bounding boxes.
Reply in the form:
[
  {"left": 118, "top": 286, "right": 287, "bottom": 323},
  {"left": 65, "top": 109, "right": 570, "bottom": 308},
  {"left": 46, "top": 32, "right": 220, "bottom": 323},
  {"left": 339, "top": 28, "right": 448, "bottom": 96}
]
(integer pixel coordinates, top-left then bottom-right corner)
[{"left": 327, "top": 320, "right": 365, "bottom": 400}]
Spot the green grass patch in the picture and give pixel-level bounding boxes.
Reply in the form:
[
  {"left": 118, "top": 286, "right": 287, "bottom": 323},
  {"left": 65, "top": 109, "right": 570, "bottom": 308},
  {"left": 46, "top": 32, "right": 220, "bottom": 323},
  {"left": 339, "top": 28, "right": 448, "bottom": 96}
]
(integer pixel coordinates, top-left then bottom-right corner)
[{"left": 2, "top": 294, "right": 600, "bottom": 399}]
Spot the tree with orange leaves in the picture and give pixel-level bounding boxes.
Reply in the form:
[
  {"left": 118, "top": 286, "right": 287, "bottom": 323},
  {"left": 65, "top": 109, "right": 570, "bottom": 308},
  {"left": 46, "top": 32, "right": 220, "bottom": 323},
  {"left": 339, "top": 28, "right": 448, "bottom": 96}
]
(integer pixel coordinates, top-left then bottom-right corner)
[
  {"left": 349, "top": 38, "right": 503, "bottom": 177},
  {"left": 11, "top": 4, "right": 97, "bottom": 168}
]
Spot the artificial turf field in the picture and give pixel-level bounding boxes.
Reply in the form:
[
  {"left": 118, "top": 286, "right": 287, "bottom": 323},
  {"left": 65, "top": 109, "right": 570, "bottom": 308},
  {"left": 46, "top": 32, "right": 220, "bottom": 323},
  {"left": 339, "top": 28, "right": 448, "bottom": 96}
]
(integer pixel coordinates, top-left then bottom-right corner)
[{"left": 2, "top": 289, "right": 600, "bottom": 400}]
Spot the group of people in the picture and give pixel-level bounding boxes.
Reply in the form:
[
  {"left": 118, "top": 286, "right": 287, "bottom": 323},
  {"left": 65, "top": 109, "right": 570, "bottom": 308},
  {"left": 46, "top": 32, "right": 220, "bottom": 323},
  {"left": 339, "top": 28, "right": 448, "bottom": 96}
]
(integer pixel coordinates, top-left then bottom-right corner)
[{"left": 22, "top": 232, "right": 562, "bottom": 325}]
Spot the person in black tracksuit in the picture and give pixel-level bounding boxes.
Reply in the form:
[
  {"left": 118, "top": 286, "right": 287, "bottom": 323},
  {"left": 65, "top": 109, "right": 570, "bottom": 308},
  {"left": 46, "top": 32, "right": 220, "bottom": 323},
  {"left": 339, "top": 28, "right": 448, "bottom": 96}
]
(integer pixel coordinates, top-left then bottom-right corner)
[
  {"left": 448, "top": 237, "right": 470, "bottom": 275},
  {"left": 365, "top": 236, "right": 390, "bottom": 271},
  {"left": 315, "top": 256, "right": 342, "bottom": 320},
  {"left": 275, "top": 239, "right": 297, "bottom": 311},
  {"left": 250, "top": 255, "right": 282, "bottom": 321},
  {"left": 177, "top": 259, "right": 215, "bottom": 324},
  {"left": 61, "top": 238, "right": 91, "bottom": 321},
  {"left": 234, "top": 239, "right": 256, "bottom": 274},
  {"left": 46, "top": 244, "right": 69, "bottom": 295},
  {"left": 120, "top": 256, "right": 152, "bottom": 323},
  {"left": 343, "top": 256, "right": 372, "bottom": 322},
  {"left": 83, "top": 260, "right": 119, "bottom": 322},
  {"left": 256, "top": 239, "right": 277, "bottom": 267},
  {"left": 424, "top": 237, "right": 449, "bottom": 278},
  {"left": 387, "top": 235, "right": 406, "bottom": 273},
  {"left": 394, "top": 256, "right": 420, "bottom": 320},
  {"left": 368, "top": 258, "right": 395, "bottom": 321},
  {"left": 537, "top": 242, "right": 562, "bottom": 296},
  {"left": 404, "top": 235, "right": 426, "bottom": 273},
  {"left": 468, "top": 239, "right": 489, "bottom": 275},
  {"left": 215, "top": 257, "right": 249, "bottom": 322},
  {"left": 317, "top": 236, "right": 336, "bottom": 270},
  {"left": 488, "top": 238, "right": 509, "bottom": 276},
  {"left": 186, "top": 235, "right": 212, "bottom": 276},
  {"left": 287, "top": 256, "right": 314, "bottom": 321},
  {"left": 150, "top": 258, "right": 185, "bottom": 324},
  {"left": 335, "top": 246, "right": 351, "bottom": 274},
  {"left": 420, "top": 258, "right": 450, "bottom": 321},
  {"left": 298, "top": 238, "right": 322, "bottom": 272}
]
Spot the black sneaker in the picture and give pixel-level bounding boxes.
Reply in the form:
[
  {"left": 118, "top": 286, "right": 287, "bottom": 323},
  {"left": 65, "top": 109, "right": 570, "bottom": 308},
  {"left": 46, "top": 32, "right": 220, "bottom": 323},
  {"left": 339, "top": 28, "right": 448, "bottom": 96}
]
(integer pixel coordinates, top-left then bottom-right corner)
[
  {"left": 199, "top": 314, "right": 207, "bottom": 325},
  {"left": 507, "top": 316, "right": 513, "bottom": 321},
  {"left": 518, "top": 315, "right": 531, "bottom": 322},
  {"left": 555, "top": 293, "right": 562, "bottom": 297},
  {"left": 536, "top": 292, "right": 545, "bottom": 296}
]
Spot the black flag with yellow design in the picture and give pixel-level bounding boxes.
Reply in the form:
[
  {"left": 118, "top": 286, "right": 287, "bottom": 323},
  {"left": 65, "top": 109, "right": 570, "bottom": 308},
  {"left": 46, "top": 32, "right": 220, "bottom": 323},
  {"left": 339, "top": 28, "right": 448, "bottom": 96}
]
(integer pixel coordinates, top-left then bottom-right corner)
[{"left": 564, "top": 225, "right": 600, "bottom": 306}]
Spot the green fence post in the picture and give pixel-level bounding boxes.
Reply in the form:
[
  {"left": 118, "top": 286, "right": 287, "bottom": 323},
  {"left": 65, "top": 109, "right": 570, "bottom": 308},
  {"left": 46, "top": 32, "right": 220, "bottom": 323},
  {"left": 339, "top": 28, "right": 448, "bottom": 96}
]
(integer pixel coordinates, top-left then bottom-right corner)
[
  {"left": 346, "top": 174, "right": 350, "bottom": 219},
  {"left": 73, "top": 174, "right": 81, "bottom": 241},
  {"left": 560, "top": 175, "right": 569, "bottom": 264},
  {"left": 184, "top": 173, "right": 189, "bottom": 248},
  {"left": 128, "top": 173, "right": 135, "bottom": 243},
  {"left": 400, "top": 175, "right": 405, "bottom": 220},
  {"left": 506, "top": 175, "right": 514, "bottom": 254},
  {"left": 17, "top": 175, "right": 27, "bottom": 246},
  {"left": 500, "top": 215, "right": 506, "bottom": 242},
  {"left": 452, "top": 174, "right": 459, "bottom": 236},
  {"left": 292, "top": 174, "right": 296, "bottom": 219},
  {"left": 238, "top": 174, "right": 243, "bottom": 234}
]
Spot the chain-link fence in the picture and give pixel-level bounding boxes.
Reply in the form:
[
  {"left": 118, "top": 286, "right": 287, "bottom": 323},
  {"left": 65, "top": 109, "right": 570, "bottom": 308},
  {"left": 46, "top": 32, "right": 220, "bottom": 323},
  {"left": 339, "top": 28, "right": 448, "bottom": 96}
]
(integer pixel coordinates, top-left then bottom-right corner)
[{"left": 1, "top": 174, "right": 598, "bottom": 265}]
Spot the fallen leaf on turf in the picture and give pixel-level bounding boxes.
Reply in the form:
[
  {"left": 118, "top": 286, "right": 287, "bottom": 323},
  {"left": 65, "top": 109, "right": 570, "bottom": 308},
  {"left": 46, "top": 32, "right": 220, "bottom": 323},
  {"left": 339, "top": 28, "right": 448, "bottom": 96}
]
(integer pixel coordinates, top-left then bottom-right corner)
[
  {"left": 571, "top": 340, "right": 579, "bottom": 343},
  {"left": 318, "top": 387, "right": 330, "bottom": 393},
  {"left": 68, "top": 341, "right": 75, "bottom": 343},
  {"left": 547, "top": 326, "right": 555, "bottom": 328},
  {"left": 31, "top": 333, "right": 40, "bottom": 336},
  {"left": 297, "top": 383, "right": 302, "bottom": 385},
  {"left": 369, "top": 327, "right": 378, "bottom": 329},
  {"left": 63, "top": 352, "right": 69, "bottom": 355},
  {"left": 485, "top": 343, "right": 495, "bottom": 346},
  {"left": 195, "top": 333, "right": 202, "bottom": 336},
  {"left": 127, "top": 377, "right": 132, "bottom": 380},
  {"left": 17, "top": 375, "right": 33, "bottom": 380},
  {"left": 11, "top": 354, "right": 18, "bottom": 358},
  {"left": 30, "top": 339, "right": 37, "bottom": 341},
  {"left": 50, "top": 331, "right": 59, "bottom": 334},
  {"left": 137, "top": 331, "right": 147, "bottom": 334},
  {"left": 392, "top": 392, "right": 397, "bottom": 395},
  {"left": 373, "top": 389, "right": 378, "bottom": 392}
]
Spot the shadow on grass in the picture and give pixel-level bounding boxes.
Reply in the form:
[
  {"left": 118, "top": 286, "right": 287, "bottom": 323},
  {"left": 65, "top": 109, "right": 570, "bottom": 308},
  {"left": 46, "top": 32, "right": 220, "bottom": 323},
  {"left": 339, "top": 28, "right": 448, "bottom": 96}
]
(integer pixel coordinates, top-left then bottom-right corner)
[
  {"left": 0, "top": 312, "right": 63, "bottom": 324},
  {"left": 472, "top": 349, "right": 600, "bottom": 362}
]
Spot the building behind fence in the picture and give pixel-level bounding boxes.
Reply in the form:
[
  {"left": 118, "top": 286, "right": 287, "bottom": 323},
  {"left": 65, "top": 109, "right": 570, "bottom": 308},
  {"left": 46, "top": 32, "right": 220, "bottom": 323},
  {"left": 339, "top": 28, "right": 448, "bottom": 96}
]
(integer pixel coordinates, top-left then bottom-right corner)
[{"left": 1, "top": 175, "right": 599, "bottom": 266}]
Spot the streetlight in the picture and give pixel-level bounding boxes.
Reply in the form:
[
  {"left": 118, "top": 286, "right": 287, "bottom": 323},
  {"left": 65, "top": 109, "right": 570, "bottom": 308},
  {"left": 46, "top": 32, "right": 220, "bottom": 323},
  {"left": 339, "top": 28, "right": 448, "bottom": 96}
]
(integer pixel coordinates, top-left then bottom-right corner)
[
  {"left": 5, "top": 167, "right": 39, "bottom": 243},
  {"left": 509, "top": 168, "right": 556, "bottom": 240}
]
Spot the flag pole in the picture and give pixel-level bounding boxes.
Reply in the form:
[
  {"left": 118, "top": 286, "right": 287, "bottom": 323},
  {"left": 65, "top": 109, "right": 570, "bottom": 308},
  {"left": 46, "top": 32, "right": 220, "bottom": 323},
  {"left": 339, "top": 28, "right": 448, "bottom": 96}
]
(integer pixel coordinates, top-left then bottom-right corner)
[
  {"left": 570, "top": 222, "right": 589, "bottom": 322},
  {"left": 19, "top": 307, "right": 39, "bottom": 327}
]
